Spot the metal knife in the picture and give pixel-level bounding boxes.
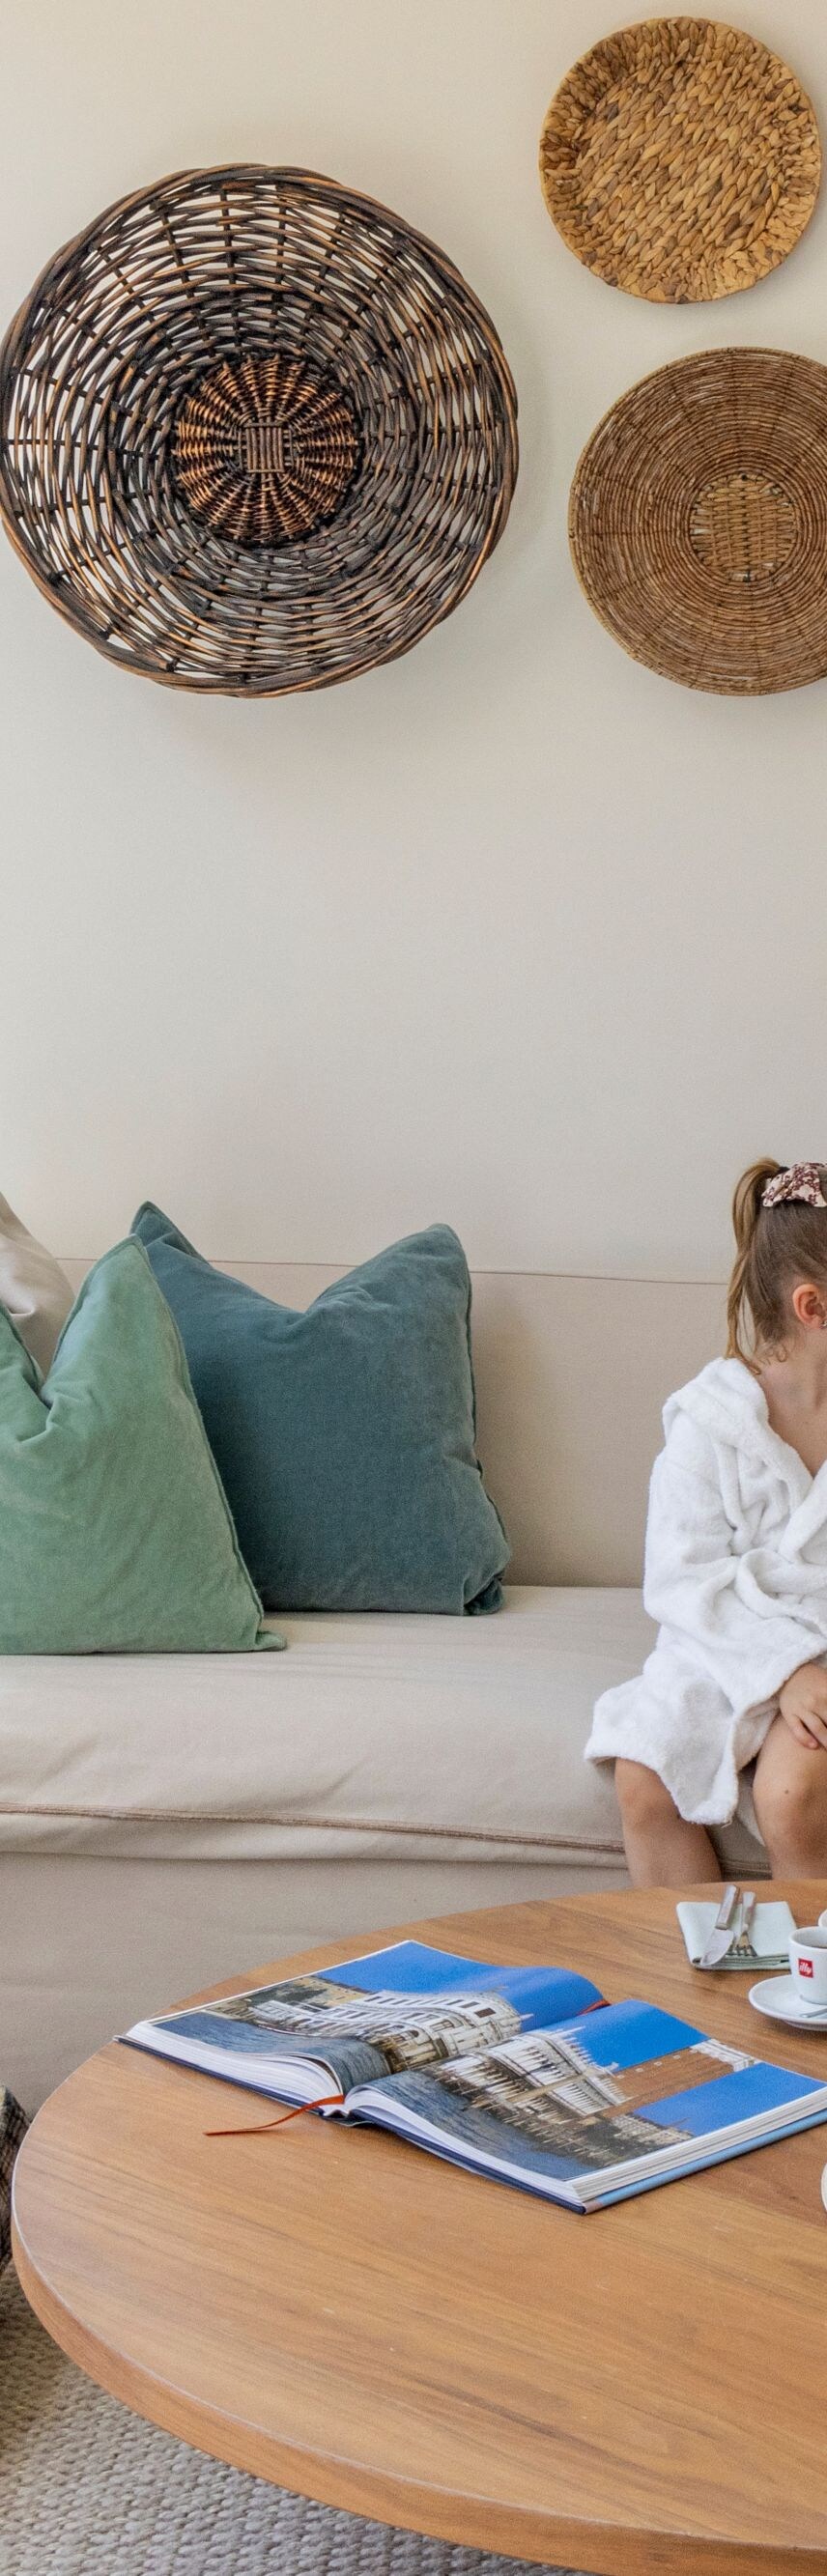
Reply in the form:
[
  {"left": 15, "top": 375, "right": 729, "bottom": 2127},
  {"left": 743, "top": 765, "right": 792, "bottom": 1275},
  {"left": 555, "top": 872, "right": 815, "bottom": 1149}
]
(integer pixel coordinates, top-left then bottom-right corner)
[
  {"left": 697, "top": 1882, "right": 741, "bottom": 1968},
  {"left": 734, "top": 1888, "right": 756, "bottom": 1956}
]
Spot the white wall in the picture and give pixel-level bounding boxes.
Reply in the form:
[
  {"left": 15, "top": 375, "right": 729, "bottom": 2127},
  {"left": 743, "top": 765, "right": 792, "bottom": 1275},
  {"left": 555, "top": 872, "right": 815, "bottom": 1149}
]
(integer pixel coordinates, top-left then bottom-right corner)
[{"left": 2, "top": 0, "right": 826, "bottom": 1280}]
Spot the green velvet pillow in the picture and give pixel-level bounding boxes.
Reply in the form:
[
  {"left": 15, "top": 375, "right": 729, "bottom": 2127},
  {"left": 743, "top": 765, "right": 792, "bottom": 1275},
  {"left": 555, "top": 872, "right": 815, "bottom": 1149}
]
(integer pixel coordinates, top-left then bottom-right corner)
[
  {"left": 131, "top": 1207, "right": 510, "bottom": 1614},
  {"left": 0, "top": 1239, "right": 280, "bottom": 1654}
]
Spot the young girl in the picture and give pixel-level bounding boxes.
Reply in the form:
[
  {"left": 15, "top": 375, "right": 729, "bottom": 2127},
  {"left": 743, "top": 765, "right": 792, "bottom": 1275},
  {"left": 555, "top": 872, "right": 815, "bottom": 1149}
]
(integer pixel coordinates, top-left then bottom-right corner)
[{"left": 585, "top": 1161, "right": 827, "bottom": 1886}]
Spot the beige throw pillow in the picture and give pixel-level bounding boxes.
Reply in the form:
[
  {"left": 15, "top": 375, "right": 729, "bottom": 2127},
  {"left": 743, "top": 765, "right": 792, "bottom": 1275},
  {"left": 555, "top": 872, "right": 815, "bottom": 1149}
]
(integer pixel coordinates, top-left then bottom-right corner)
[{"left": 0, "top": 1193, "right": 74, "bottom": 1376}]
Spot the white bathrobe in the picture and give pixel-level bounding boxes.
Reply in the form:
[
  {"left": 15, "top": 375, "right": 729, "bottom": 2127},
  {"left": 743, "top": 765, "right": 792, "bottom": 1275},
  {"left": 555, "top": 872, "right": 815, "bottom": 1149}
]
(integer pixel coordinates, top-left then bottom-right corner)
[{"left": 585, "top": 1356, "right": 827, "bottom": 1826}]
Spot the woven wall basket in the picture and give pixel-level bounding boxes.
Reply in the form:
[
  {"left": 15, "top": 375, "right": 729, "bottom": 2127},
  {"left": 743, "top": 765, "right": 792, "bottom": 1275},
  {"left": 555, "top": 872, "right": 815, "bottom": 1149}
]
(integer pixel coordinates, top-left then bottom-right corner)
[
  {"left": 0, "top": 166, "right": 518, "bottom": 695},
  {"left": 540, "top": 17, "right": 820, "bottom": 302},
  {"left": 569, "top": 348, "right": 827, "bottom": 695}
]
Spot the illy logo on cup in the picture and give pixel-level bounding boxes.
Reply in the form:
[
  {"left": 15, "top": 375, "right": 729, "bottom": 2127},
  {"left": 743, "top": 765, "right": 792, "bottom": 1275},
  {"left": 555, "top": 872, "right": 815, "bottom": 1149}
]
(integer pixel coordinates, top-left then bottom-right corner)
[{"left": 789, "top": 1922, "right": 827, "bottom": 1998}]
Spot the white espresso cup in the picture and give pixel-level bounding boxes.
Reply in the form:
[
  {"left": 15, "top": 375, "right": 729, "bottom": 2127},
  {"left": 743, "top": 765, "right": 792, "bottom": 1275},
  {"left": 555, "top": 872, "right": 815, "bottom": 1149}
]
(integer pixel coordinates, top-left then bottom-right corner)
[{"left": 789, "top": 1924, "right": 827, "bottom": 2003}]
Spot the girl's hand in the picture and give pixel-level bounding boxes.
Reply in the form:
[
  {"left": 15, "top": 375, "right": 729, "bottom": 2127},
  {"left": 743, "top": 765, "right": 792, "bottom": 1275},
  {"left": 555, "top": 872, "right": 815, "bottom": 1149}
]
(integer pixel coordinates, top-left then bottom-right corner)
[{"left": 779, "top": 1662, "right": 827, "bottom": 1749}]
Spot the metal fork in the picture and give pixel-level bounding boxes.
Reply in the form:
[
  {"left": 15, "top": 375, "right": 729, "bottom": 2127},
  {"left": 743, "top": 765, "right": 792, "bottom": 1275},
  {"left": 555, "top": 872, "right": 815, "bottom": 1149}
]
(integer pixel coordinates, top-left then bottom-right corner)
[{"left": 732, "top": 1889, "right": 756, "bottom": 1955}]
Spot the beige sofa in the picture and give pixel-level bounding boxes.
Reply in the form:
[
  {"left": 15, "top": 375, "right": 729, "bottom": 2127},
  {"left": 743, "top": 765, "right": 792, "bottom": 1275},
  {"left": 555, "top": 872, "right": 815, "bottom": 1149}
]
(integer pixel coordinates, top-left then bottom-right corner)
[{"left": 0, "top": 1260, "right": 766, "bottom": 2111}]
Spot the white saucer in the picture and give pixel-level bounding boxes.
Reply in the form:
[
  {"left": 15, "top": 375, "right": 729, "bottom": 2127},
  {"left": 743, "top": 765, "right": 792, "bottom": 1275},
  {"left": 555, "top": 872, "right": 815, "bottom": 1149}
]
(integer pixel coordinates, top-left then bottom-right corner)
[{"left": 749, "top": 1973, "right": 827, "bottom": 2029}]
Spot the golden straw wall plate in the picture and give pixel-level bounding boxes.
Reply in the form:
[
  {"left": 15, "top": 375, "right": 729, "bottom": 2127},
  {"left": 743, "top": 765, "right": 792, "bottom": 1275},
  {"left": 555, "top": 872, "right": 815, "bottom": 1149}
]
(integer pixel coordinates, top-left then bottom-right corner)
[
  {"left": 569, "top": 348, "right": 827, "bottom": 694},
  {"left": 0, "top": 166, "right": 518, "bottom": 695},
  {"left": 540, "top": 16, "right": 820, "bottom": 302}
]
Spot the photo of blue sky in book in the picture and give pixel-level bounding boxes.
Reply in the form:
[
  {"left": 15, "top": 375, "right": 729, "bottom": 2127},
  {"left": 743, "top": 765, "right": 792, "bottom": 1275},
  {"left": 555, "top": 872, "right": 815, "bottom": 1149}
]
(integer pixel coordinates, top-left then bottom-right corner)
[
  {"left": 155, "top": 1943, "right": 603, "bottom": 2093},
  {"left": 366, "top": 1996, "right": 824, "bottom": 2187}
]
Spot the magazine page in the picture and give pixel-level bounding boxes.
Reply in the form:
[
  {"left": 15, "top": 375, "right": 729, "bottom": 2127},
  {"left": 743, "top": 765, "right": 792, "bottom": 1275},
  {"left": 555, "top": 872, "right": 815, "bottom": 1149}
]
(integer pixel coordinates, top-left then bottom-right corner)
[
  {"left": 345, "top": 1996, "right": 827, "bottom": 2209},
  {"left": 122, "top": 1939, "right": 604, "bottom": 2106}
]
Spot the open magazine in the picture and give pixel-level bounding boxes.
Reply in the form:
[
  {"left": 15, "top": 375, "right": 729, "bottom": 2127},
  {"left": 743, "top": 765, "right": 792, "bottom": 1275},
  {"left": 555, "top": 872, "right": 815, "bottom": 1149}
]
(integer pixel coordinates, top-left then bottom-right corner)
[{"left": 123, "top": 1940, "right": 827, "bottom": 2213}]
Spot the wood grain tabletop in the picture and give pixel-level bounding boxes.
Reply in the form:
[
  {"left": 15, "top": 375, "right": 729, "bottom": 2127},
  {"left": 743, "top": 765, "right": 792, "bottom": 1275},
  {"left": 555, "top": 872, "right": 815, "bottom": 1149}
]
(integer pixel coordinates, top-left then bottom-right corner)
[{"left": 13, "top": 1883, "right": 827, "bottom": 2576}]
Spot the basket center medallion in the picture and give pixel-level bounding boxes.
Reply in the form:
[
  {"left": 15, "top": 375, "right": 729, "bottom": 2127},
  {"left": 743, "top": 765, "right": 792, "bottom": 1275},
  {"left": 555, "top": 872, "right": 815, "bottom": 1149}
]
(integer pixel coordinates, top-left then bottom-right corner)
[
  {"left": 173, "top": 354, "right": 360, "bottom": 547},
  {"left": 689, "top": 471, "right": 797, "bottom": 585}
]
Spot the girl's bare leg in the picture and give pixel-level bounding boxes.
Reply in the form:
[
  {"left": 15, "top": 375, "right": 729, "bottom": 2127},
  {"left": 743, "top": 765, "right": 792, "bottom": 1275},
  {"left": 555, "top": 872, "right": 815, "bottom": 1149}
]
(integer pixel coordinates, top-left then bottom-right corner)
[
  {"left": 615, "top": 1759, "right": 722, "bottom": 1888},
  {"left": 753, "top": 1714, "right": 827, "bottom": 1876}
]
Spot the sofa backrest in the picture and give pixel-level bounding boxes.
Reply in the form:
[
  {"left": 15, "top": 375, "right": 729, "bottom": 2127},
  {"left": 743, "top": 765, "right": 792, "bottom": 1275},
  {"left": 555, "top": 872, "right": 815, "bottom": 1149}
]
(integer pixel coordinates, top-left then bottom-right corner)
[{"left": 61, "top": 1259, "right": 727, "bottom": 1587}]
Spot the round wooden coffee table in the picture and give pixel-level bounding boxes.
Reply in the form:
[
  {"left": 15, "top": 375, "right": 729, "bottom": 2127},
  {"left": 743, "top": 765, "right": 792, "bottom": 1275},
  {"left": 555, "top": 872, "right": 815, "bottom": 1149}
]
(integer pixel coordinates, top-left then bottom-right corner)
[{"left": 14, "top": 1885, "right": 827, "bottom": 2575}]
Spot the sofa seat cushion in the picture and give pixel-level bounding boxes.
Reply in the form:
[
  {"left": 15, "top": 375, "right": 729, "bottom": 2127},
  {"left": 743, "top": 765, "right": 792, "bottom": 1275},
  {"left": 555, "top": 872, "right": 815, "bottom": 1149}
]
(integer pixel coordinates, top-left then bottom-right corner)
[
  {"left": 0, "top": 1585, "right": 768, "bottom": 1876},
  {"left": 0, "top": 1586, "right": 635, "bottom": 1864}
]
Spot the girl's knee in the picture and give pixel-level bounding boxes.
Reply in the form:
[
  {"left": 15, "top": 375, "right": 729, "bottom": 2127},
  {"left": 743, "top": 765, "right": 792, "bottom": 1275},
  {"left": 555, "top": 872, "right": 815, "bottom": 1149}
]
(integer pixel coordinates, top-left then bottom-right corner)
[
  {"left": 754, "top": 1739, "right": 827, "bottom": 1859},
  {"left": 615, "top": 1760, "right": 677, "bottom": 1829}
]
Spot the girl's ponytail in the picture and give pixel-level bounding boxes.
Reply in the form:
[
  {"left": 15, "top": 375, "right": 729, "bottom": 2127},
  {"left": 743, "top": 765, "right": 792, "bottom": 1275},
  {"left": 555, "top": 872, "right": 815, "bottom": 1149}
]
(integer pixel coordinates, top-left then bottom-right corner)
[{"left": 726, "top": 1158, "right": 827, "bottom": 1370}]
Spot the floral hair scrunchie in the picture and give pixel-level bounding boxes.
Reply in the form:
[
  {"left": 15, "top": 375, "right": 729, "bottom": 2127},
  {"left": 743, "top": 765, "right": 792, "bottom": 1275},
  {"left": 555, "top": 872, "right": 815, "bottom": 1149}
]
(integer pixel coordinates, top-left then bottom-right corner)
[{"left": 762, "top": 1163, "right": 827, "bottom": 1209}]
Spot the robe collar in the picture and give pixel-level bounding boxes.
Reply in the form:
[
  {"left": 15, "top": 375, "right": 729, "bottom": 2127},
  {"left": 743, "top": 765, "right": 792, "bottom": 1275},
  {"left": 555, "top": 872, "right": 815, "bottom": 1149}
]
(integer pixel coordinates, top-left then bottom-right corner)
[{"left": 665, "top": 1354, "right": 821, "bottom": 1519}]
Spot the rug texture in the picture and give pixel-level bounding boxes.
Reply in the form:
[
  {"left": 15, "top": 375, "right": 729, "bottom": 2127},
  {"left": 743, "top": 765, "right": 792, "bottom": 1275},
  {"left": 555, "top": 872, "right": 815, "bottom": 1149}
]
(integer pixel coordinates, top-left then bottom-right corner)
[{"left": 0, "top": 2265, "right": 583, "bottom": 2576}]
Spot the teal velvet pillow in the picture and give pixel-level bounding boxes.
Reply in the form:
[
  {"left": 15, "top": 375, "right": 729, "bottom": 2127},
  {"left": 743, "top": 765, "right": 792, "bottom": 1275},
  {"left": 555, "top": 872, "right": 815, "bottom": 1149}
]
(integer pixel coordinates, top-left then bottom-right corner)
[
  {"left": 131, "top": 1208, "right": 510, "bottom": 1614},
  {"left": 0, "top": 1240, "right": 279, "bottom": 1654}
]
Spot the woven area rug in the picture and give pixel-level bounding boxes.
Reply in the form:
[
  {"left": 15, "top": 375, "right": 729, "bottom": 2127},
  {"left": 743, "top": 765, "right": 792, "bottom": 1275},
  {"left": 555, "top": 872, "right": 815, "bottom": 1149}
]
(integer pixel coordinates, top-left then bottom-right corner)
[{"left": 1, "top": 2266, "right": 582, "bottom": 2576}]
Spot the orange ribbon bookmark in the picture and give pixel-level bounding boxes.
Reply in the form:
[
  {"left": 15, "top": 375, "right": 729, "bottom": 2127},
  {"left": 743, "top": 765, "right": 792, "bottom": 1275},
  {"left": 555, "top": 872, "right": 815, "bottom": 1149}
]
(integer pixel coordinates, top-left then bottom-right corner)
[{"left": 205, "top": 2092, "right": 344, "bottom": 2137}]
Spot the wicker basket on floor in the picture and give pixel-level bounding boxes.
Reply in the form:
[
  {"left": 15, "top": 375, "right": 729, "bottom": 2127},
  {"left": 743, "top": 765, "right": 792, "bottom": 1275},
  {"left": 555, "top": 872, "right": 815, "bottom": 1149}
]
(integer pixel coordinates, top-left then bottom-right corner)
[
  {"left": 1, "top": 2085, "right": 27, "bottom": 2270},
  {"left": 540, "top": 16, "right": 820, "bottom": 303},
  {"left": 0, "top": 166, "right": 518, "bottom": 695},
  {"left": 569, "top": 347, "right": 827, "bottom": 695}
]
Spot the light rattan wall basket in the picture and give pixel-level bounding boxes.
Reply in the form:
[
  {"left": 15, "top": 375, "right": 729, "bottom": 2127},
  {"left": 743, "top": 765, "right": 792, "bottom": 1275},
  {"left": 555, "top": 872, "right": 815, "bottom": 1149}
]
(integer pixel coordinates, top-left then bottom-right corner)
[
  {"left": 0, "top": 166, "right": 519, "bottom": 695},
  {"left": 540, "top": 17, "right": 821, "bottom": 303},
  {"left": 568, "top": 347, "right": 827, "bottom": 695}
]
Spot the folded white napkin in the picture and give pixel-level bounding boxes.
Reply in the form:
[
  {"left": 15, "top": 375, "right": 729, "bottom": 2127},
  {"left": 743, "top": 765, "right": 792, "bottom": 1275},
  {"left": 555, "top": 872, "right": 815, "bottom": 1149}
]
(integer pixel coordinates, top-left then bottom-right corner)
[{"left": 676, "top": 1898, "right": 796, "bottom": 1970}]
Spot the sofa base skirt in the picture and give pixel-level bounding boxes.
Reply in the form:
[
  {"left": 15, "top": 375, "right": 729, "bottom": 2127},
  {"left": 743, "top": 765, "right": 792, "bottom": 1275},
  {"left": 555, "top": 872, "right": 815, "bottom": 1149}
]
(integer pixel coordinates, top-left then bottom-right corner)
[{"left": 1, "top": 1849, "right": 632, "bottom": 2113}]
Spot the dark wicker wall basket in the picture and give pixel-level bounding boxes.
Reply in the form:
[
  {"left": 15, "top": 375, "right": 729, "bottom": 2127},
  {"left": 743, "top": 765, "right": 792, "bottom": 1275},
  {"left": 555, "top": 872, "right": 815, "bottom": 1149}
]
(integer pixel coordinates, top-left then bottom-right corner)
[{"left": 0, "top": 166, "right": 519, "bottom": 695}]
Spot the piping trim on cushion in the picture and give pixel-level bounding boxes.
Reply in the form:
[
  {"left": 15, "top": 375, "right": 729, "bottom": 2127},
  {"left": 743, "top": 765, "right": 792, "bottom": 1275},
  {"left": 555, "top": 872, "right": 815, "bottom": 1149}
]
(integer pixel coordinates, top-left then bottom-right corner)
[{"left": 0, "top": 1799, "right": 625, "bottom": 1854}]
